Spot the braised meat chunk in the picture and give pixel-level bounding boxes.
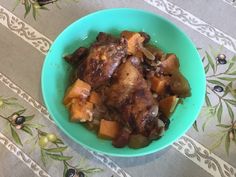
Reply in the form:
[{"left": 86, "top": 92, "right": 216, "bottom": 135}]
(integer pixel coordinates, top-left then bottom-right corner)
[
  {"left": 81, "top": 41, "right": 126, "bottom": 88},
  {"left": 106, "top": 58, "right": 155, "bottom": 134},
  {"left": 96, "top": 32, "right": 119, "bottom": 43},
  {"left": 106, "top": 59, "right": 141, "bottom": 107},
  {"left": 65, "top": 32, "right": 127, "bottom": 88},
  {"left": 64, "top": 47, "right": 89, "bottom": 66}
]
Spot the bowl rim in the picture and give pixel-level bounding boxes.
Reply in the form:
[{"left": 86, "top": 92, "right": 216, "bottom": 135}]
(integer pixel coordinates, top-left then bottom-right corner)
[{"left": 41, "top": 8, "right": 206, "bottom": 157}]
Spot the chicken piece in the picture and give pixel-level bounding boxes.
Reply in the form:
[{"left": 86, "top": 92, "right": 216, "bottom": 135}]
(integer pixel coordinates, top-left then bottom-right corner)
[
  {"left": 107, "top": 59, "right": 155, "bottom": 134},
  {"left": 96, "top": 32, "right": 119, "bottom": 43},
  {"left": 112, "top": 127, "right": 131, "bottom": 148},
  {"left": 121, "top": 88, "right": 155, "bottom": 134},
  {"left": 64, "top": 47, "right": 88, "bottom": 66},
  {"left": 64, "top": 47, "right": 89, "bottom": 83},
  {"left": 106, "top": 59, "right": 141, "bottom": 107},
  {"left": 75, "top": 34, "right": 127, "bottom": 88},
  {"left": 139, "top": 32, "right": 150, "bottom": 43}
]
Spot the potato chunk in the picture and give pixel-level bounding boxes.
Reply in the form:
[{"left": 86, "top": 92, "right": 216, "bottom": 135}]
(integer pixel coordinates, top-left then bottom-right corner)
[
  {"left": 159, "top": 96, "right": 177, "bottom": 117},
  {"left": 151, "top": 76, "right": 170, "bottom": 95},
  {"left": 121, "top": 31, "right": 145, "bottom": 55},
  {"left": 161, "top": 54, "right": 179, "bottom": 74},
  {"left": 70, "top": 99, "right": 93, "bottom": 122},
  {"left": 98, "top": 119, "right": 120, "bottom": 139},
  {"left": 88, "top": 91, "right": 101, "bottom": 105},
  {"left": 63, "top": 79, "right": 91, "bottom": 105}
]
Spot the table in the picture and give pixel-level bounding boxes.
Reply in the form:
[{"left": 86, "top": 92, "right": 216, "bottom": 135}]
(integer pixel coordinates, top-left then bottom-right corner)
[{"left": 0, "top": 0, "right": 236, "bottom": 177}]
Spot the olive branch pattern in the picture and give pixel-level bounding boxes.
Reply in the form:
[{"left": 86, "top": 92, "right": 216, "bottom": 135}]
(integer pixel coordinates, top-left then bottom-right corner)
[
  {"left": 0, "top": 96, "right": 103, "bottom": 177},
  {"left": 194, "top": 46, "right": 236, "bottom": 155},
  {"left": 13, "top": 0, "right": 78, "bottom": 20}
]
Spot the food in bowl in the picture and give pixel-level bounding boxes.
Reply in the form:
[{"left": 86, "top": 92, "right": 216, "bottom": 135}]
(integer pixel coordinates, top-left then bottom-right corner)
[{"left": 63, "top": 31, "right": 190, "bottom": 149}]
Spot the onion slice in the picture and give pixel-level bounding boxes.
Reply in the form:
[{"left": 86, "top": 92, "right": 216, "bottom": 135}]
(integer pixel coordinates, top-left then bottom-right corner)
[
  {"left": 170, "top": 98, "right": 179, "bottom": 113},
  {"left": 138, "top": 43, "right": 155, "bottom": 60}
]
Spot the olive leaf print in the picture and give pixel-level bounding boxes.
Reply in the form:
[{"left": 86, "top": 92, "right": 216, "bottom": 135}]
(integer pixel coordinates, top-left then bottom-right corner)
[
  {"left": 0, "top": 96, "right": 103, "bottom": 177},
  {"left": 0, "top": 96, "right": 23, "bottom": 109},
  {"left": 0, "top": 108, "right": 35, "bottom": 146},
  {"left": 194, "top": 46, "right": 236, "bottom": 155},
  {"left": 209, "top": 122, "right": 236, "bottom": 155},
  {"left": 13, "top": 0, "right": 78, "bottom": 20}
]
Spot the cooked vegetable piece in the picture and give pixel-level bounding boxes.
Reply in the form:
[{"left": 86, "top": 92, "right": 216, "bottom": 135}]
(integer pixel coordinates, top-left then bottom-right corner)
[
  {"left": 149, "top": 120, "right": 165, "bottom": 141},
  {"left": 148, "top": 128, "right": 159, "bottom": 140},
  {"left": 159, "top": 96, "right": 177, "bottom": 118},
  {"left": 88, "top": 91, "right": 101, "bottom": 105},
  {"left": 139, "top": 43, "right": 155, "bottom": 60},
  {"left": 161, "top": 54, "right": 179, "bottom": 74},
  {"left": 98, "top": 119, "right": 120, "bottom": 139},
  {"left": 145, "top": 44, "right": 164, "bottom": 60},
  {"left": 70, "top": 99, "right": 93, "bottom": 122},
  {"left": 151, "top": 76, "right": 170, "bottom": 95},
  {"left": 159, "top": 116, "right": 170, "bottom": 130},
  {"left": 121, "top": 31, "right": 145, "bottom": 55},
  {"left": 170, "top": 97, "right": 179, "bottom": 113},
  {"left": 63, "top": 79, "right": 91, "bottom": 105},
  {"left": 128, "top": 134, "right": 150, "bottom": 149},
  {"left": 170, "top": 71, "right": 190, "bottom": 97}
]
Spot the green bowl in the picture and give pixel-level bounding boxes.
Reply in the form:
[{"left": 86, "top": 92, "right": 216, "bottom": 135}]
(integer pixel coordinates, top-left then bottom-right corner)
[{"left": 41, "top": 8, "right": 206, "bottom": 157}]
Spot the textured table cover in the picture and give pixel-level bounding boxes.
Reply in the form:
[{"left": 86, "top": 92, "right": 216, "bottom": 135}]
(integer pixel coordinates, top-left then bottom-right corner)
[{"left": 0, "top": 0, "right": 236, "bottom": 177}]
